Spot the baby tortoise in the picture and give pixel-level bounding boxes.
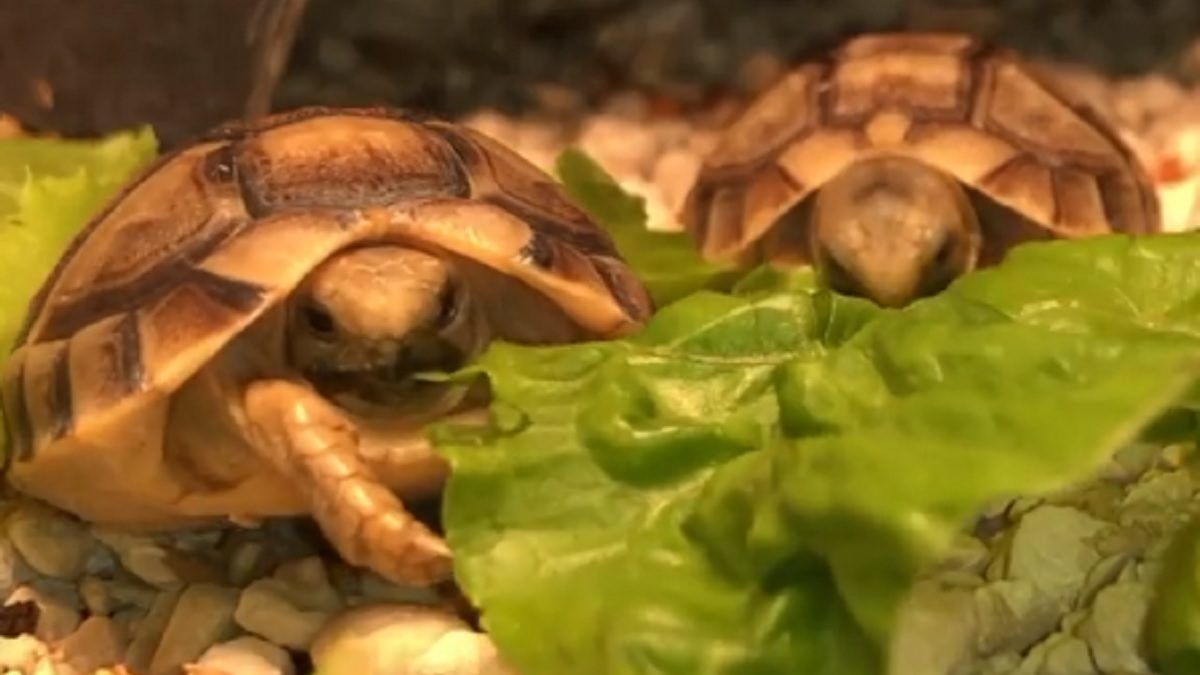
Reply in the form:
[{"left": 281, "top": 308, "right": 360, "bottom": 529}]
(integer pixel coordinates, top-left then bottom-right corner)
[
  {"left": 1, "top": 107, "right": 653, "bottom": 586},
  {"left": 682, "top": 32, "right": 1161, "bottom": 307}
]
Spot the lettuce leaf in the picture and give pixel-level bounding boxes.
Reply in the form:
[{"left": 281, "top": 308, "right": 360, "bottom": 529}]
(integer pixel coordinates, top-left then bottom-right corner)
[
  {"left": 0, "top": 128, "right": 159, "bottom": 457},
  {"left": 692, "top": 234, "right": 1200, "bottom": 647},
  {"left": 555, "top": 148, "right": 741, "bottom": 306},
  {"left": 1148, "top": 518, "right": 1200, "bottom": 675},
  {"left": 436, "top": 232, "right": 1200, "bottom": 675},
  {"left": 437, "top": 288, "right": 882, "bottom": 674}
]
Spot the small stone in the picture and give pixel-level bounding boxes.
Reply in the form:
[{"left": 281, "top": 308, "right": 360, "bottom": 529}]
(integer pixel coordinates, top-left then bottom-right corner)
[
  {"left": 1040, "top": 634, "right": 1098, "bottom": 675},
  {"left": 93, "top": 529, "right": 221, "bottom": 590},
  {"left": 1101, "top": 443, "right": 1163, "bottom": 484},
  {"left": 148, "top": 583, "right": 239, "bottom": 675},
  {"left": 977, "top": 650, "right": 1022, "bottom": 674},
  {"left": 124, "top": 588, "right": 183, "bottom": 672},
  {"left": 1120, "top": 470, "right": 1194, "bottom": 526},
  {"left": 92, "top": 530, "right": 181, "bottom": 589},
  {"left": 234, "top": 580, "right": 332, "bottom": 650},
  {"left": 58, "top": 616, "right": 126, "bottom": 674},
  {"left": 190, "top": 636, "right": 294, "bottom": 675},
  {"left": 109, "top": 607, "right": 143, "bottom": 644},
  {"left": 650, "top": 149, "right": 702, "bottom": 222},
  {"left": 889, "top": 581, "right": 978, "bottom": 675},
  {"left": 1079, "top": 582, "right": 1153, "bottom": 674},
  {"left": 0, "top": 635, "right": 49, "bottom": 671},
  {"left": 5, "top": 586, "right": 80, "bottom": 643},
  {"left": 326, "top": 563, "right": 362, "bottom": 602},
  {"left": 271, "top": 558, "right": 342, "bottom": 612},
  {"left": 104, "top": 575, "right": 158, "bottom": 613},
  {"left": 529, "top": 83, "right": 585, "bottom": 117},
  {"left": 1060, "top": 608, "right": 1090, "bottom": 634},
  {"left": 973, "top": 580, "right": 1060, "bottom": 655},
  {"left": 1157, "top": 443, "right": 1193, "bottom": 470},
  {"left": 7, "top": 502, "right": 94, "bottom": 580},
  {"left": 599, "top": 91, "right": 650, "bottom": 120},
  {"left": 1049, "top": 482, "right": 1125, "bottom": 522},
  {"left": 0, "top": 540, "right": 34, "bottom": 600},
  {"left": 412, "top": 630, "right": 517, "bottom": 675},
  {"left": 1008, "top": 506, "right": 1109, "bottom": 608},
  {"left": 357, "top": 573, "right": 439, "bottom": 606},
  {"left": 1077, "top": 553, "right": 1133, "bottom": 607},
  {"left": 311, "top": 604, "right": 514, "bottom": 675},
  {"left": 79, "top": 576, "right": 112, "bottom": 616},
  {"left": 577, "top": 115, "right": 660, "bottom": 178},
  {"left": 226, "top": 541, "right": 272, "bottom": 588}
]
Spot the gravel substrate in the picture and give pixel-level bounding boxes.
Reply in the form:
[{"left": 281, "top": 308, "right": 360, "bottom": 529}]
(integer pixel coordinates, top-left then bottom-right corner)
[
  {"left": 4, "top": 46, "right": 1200, "bottom": 675},
  {"left": 277, "top": 0, "right": 1200, "bottom": 118}
]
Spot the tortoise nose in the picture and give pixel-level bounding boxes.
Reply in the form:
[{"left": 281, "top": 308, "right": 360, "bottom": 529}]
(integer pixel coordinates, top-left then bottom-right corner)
[{"left": 820, "top": 252, "right": 922, "bottom": 309}]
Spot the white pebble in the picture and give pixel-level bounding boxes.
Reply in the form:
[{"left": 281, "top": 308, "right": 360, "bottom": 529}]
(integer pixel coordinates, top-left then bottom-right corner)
[{"left": 190, "top": 636, "right": 294, "bottom": 675}]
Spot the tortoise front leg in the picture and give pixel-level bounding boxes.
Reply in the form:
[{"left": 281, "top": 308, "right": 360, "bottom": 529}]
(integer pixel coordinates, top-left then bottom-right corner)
[{"left": 242, "top": 379, "right": 452, "bottom": 586}]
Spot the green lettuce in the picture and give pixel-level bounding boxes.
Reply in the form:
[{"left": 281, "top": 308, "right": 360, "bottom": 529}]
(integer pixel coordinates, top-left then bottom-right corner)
[
  {"left": 0, "top": 128, "right": 159, "bottom": 461},
  {"left": 436, "top": 233, "right": 1200, "bottom": 675},
  {"left": 555, "top": 148, "right": 741, "bottom": 306},
  {"left": 1149, "top": 517, "right": 1200, "bottom": 675}
]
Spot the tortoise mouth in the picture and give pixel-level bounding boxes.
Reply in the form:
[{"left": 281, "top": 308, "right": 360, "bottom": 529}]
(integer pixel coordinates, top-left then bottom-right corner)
[{"left": 301, "top": 336, "right": 479, "bottom": 419}]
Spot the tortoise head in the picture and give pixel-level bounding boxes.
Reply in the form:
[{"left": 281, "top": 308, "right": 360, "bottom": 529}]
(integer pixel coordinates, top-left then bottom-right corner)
[
  {"left": 809, "top": 155, "right": 982, "bottom": 308},
  {"left": 286, "top": 245, "right": 490, "bottom": 417}
]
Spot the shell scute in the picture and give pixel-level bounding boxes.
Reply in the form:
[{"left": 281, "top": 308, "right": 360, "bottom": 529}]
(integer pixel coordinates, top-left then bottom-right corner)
[
  {"left": 233, "top": 115, "right": 470, "bottom": 216},
  {"left": 7, "top": 106, "right": 652, "bottom": 483},
  {"left": 682, "top": 31, "right": 1161, "bottom": 264}
]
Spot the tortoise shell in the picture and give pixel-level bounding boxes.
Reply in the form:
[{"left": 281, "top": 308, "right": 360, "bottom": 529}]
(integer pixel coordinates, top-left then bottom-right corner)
[
  {"left": 2, "top": 106, "right": 653, "bottom": 467},
  {"left": 681, "top": 32, "right": 1161, "bottom": 265}
]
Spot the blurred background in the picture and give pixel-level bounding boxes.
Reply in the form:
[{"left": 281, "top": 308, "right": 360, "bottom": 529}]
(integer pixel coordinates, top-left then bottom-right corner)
[
  {"left": 2, "top": 0, "right": 1199, "bottom": 232},
  {"left": 2, "top": 0, "right": 1199, "bottom": 146}
]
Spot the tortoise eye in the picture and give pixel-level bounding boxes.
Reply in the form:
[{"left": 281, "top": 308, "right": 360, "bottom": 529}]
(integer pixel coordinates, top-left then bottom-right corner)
[
  {"left": 435, "top": 285, "right": 460, "bottom": 328},
  {"left": 933, "top": 237, "right": 956, "bottom": 267},
  {"left": 302, "top": 303, "right": 337, "bottom": 338}
]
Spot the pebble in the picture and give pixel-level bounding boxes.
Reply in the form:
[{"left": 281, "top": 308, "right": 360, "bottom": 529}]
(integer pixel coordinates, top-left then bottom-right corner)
[
  {"left": 357, "top": 572, "right": 439, "bottom": 606},
  {"left": 148, "top": 583, "right": 240, "bottom": 675},
  {"left": 234, "top": 578, "right": 334, "bottom": 650},
  {"left": 311, "top": 604, "right": 513, "bottom": 675},
  {"left": 190, "top": 636, "right": 294, "bottom": 675},
  {"left": 973, "top": 579, "right": 1061, "bottom": 656},
  {"left": 78, "top": 575, "right": 112, "bottom": 616},
  {"left": 225, "top": 541, "right": 273, "bottom": 588},
  {"left": 7, "top": 503, "right": 94, "bottom": 580},
  {"left": 5, "top": 585, "right": 80, "bottom": 643},
  {"left": 1007, "top": 506, "right": 1110, "bottom": 608},
  {"left": 889, "top": 581, "right": 978, "bottom": 675},
  {"left": 1076, "top": 553, "right": 1133, "bottom": 607},
  {"left": 650, "top": 149, "right": 702, "bottom": 220},
  {"left": 58, "top": 616, "right": 127, "bottom": 674},
  {"left": 1018, "top": 632, "right": 1097, "bottom": 675},
  {"left": 124, "top": 587, "right": 183, "bottom": 672},
  {"left": 92, "top": 529, "right": 221, "bottom": 590},
  {"left": 0, "top": 635, "right": 49, "bottom": 671},
  {"left": 1078, "top": 582, "right": 1153, "bottom": 674},
  {"left": 1120, "top": 470, "right": 1194, "bottom": 527},
  {"left": 577, "top": 115, "right": 661, "bottom": 179}
]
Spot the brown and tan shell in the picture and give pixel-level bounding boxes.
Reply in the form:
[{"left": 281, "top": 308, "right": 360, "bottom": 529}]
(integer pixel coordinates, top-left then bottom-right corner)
[
  {"left": 2, "top": 107, "right": 653, "bottom": 475},
  {"left": 681, "top": 32, "right": 1161, "bottom": 265}
]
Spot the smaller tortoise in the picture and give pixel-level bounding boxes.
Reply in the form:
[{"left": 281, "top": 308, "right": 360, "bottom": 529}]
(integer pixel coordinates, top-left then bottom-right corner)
[
  {"left": 1, "top": 107, "right": 653, "bottom": 586},
  {"left": 681, "top": 32, "right": 1161, "bottom": 307}
]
